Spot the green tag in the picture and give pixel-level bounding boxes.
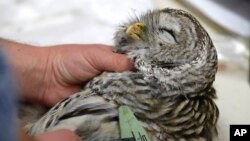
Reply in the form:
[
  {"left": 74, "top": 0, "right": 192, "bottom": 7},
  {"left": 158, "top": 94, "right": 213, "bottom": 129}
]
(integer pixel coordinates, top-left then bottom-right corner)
[{"left": 119, "top": 106, "right": 149, "bottom": 141}]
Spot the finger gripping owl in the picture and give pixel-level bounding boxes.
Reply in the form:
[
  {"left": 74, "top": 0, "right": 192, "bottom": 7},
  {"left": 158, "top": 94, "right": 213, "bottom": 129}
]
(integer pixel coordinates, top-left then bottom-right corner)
[{"left": 28, "top": 8, "right": 219, "bottom": 141}]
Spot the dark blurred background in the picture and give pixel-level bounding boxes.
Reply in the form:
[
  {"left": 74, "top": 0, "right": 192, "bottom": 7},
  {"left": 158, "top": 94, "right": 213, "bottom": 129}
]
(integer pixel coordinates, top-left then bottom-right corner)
[{"left": 214, "top": 0, "right": 250, "bottom": 20}]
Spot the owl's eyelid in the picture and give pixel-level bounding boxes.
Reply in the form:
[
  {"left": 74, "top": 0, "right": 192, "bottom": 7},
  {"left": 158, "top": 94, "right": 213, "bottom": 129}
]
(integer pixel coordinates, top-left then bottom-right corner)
[{"left": 158, "top": 27, "right": 177, "bottom": 42}]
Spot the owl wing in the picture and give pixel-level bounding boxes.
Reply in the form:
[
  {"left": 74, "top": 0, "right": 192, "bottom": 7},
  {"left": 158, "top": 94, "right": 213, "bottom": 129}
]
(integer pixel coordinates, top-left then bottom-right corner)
[{"left": 28, "top": 88, "right": 121, "bottom": 141}]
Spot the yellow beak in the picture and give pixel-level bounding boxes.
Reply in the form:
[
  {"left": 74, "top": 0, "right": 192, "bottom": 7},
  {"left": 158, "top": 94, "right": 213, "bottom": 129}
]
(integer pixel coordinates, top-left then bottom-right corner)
[{"left": 126, "top": 22, "right": 145, "bottom": 40}]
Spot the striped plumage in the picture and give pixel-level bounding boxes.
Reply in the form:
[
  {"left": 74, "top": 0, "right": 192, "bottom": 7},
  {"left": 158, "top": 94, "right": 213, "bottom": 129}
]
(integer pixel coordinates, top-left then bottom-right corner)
[{"left": 27, "top": 8, "right": 219, "bottom": 141}]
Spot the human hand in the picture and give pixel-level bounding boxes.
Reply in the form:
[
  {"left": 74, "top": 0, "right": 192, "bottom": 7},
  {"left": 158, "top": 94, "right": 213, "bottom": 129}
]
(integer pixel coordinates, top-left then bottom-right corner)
[
  {"left": 0, "top": 39, "right": 133, "bottom": 107},
  {"left": 36, "top": 129, "right": 81, "bottom": 141},
  {"left": 38, "top": 44, "right": 133, "bottom": 106}
]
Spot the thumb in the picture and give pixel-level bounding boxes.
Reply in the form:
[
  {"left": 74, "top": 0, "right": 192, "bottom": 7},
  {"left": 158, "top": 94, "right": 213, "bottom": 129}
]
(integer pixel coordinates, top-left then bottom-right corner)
[
  {"left": 96, "top": 52, "right": 134, "bottom": 72},
  {"left": 36, "top": 129, "right": 81, "bottom": 141}
]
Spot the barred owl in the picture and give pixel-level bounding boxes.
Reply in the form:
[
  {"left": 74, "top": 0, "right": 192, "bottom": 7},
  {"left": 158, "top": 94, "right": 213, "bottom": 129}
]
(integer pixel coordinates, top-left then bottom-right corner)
[{"left": 27, "top": 8, "right": 219, "bottom": 141}]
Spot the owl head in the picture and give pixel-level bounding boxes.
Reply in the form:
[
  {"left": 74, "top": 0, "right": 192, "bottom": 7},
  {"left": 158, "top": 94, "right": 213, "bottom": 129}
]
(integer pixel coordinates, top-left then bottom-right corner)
[{"left": 114, "top": 8, "right": 217, "bottom": 71}]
